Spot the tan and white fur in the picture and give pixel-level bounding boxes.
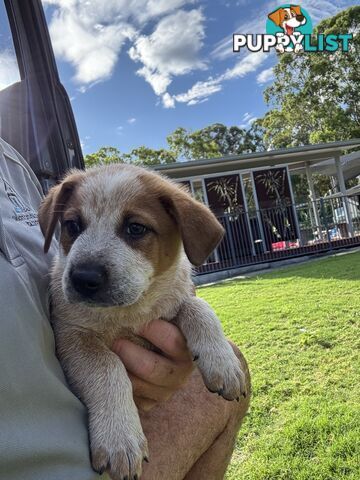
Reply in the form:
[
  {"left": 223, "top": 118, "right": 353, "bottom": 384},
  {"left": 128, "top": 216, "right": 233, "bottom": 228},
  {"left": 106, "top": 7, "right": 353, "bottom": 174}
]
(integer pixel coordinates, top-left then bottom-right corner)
[{"left": 39, "top": 164, "right": 247, "bottom": 480}]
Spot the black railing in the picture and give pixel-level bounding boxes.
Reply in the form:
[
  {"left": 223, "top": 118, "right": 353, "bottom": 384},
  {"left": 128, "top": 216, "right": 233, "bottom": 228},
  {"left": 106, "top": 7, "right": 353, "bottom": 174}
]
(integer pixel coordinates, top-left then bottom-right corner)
[{"left": 196, "top": 194, "right": 360, "bottom": 275}]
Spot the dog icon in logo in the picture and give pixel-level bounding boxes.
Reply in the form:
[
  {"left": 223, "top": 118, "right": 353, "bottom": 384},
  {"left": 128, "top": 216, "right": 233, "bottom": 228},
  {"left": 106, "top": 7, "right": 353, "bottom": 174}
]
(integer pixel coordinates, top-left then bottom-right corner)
[{"left": 268, "top": 5, "right": 307, "bottom": 53}]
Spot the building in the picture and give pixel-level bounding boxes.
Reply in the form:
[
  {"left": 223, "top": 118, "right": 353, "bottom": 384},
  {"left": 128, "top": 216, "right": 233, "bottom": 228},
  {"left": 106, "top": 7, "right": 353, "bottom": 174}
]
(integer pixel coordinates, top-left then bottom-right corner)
[{"left": 154, "top": 140, "right": 360, "bottom": 275}]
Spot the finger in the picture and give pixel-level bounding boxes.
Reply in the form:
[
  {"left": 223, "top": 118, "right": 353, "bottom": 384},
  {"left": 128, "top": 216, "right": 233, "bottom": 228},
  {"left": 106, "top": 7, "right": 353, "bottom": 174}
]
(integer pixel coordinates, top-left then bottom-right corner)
[
  {"left": 113, "top": 338, "right": 188, "bottom": 387},
  {"left": 139, "top": 319, "right": 192, "bottom": 362},
  {"left": 129, "top": 374, "right": 173, "bottom": 403}
]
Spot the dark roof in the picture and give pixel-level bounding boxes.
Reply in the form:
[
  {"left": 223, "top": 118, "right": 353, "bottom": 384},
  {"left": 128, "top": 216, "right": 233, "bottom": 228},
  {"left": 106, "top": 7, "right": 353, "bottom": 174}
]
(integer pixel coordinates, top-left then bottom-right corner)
[{"left": 153, "top": 139, "right": 360, "bottom": 179}]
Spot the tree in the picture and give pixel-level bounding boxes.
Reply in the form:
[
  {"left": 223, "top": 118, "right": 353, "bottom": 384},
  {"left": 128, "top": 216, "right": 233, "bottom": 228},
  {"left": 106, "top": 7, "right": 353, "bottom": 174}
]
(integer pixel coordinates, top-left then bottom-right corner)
[
  {"left": 84, "top": 146, "right": 124, "bottom": 168},
  {"left": 192, "top": 123, "right": 263, "bottom": 156},
  {"left": 166, "top": 127, "right": 193, "bottom": 160},
  {"left": 166, "top": 123, "right": 263, "bottom": 161},
  {"left": 85, "top": 145, "right": 176, "bottom": 168},
  {"left": 123, "top": 146, "right": 176, "bottom": 166},
  {"left": 261, "top": 6, "right": 360, "bottom": 149}
]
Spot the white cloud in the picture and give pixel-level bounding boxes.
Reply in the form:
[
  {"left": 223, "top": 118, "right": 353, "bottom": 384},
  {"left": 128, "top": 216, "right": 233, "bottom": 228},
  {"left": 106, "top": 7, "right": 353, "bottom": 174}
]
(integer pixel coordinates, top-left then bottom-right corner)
[
  {"left": 164, "top": 51, "right": 266, "bottom": 108},
  {"left": 256, "top": 66, "right": 274, "bottom": 85},
  {"left": 44, "top": 1, "right": 266, "bottom": 107},
  {"left": 239, "top": 111, "right": 257, "bottom": 128},
  {"left": 116, "top": 126, "right": 123, "bottom": 134},
  {"left": 188, "top": 97, "right": 209, "bottom": 106},
  {"left": 174, "top": 78, "right": 222, "bottom": 105},
  {"left": 138, "top": 0, "right": 195, "bottom": 21},
  {"left": 220, "top": 51, "right": 267, "bottom": 81},
  {"left": 43, "top": 0, "right": 76, "bottom": 7},
  {"left": 129, "top": 9, "right": 206, "bottom": 96},
  {"left": 46, "top": 5, "right": 135, "bottom": 84},
  {"left": 162, "top": 92, "right": 175, "bottom": 108},
  {"left": 43, "top": 0, "right": 199, "bottom": 89},
  {"left": 127, "top": 117, "right": 136, "bottom": 124},
  {"left": 43, "top": 0, "right": 195, "bottom": 24},
  {"left": 0, "top": 50, "right": 20, "bottom": 90}
]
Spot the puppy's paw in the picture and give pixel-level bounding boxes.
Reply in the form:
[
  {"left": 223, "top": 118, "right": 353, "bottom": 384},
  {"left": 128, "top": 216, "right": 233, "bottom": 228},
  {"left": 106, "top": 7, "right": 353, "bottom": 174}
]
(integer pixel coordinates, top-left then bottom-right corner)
[
  {"left": 195, "top": 342, "right": 247, "bottom": 401},
  {"left": 90, "top": 422, "right": 148, "bottom": 480}
]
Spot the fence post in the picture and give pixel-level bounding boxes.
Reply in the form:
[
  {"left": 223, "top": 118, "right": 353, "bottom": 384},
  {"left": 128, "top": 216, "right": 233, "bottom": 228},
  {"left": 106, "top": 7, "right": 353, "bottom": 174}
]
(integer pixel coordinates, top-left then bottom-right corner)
[
  {"left": 334, "top": 155, "right": 353, "bottom": 238},
  {"left": 305, "top": 162, "right": 323, "bottom": 241},
  {"left": 320, "top": 197, "right": 332, "bottom": 251},
  {"left": 224, "top": 215, "right": 238, "bottom": 267}
]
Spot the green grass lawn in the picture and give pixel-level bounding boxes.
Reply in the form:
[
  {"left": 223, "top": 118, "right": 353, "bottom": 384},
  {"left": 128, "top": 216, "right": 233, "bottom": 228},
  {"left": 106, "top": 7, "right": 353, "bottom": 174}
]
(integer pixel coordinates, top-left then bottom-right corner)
[{"left": 197, "top": 251, "right": 360, "bottom": 480}]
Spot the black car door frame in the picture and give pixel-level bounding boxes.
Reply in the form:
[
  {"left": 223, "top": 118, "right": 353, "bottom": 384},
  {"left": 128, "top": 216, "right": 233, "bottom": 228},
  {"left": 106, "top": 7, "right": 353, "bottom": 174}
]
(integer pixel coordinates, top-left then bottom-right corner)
[{"left": 4, "top": 0, "right": 84, "bottom": 192}]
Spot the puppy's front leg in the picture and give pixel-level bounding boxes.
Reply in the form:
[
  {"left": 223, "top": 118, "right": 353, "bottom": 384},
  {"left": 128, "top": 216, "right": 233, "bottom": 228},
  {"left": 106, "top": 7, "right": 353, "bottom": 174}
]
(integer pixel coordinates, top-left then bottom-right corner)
[
  {"left": 55, "top": 326, "right": 148, "bottom": 480},
  {"left": 174, "top": 297, "right": 247, "bottom": 401}
]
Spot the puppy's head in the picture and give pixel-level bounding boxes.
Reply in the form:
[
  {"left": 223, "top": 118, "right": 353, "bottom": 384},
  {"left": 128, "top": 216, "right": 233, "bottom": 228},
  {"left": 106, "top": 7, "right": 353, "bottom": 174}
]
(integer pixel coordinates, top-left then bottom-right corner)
[
  {"left": 39, "top": 165, "right": 224, "bottom": 307},
  {"left": 268, "top": 6, "right": 306, "bottom": 34}
]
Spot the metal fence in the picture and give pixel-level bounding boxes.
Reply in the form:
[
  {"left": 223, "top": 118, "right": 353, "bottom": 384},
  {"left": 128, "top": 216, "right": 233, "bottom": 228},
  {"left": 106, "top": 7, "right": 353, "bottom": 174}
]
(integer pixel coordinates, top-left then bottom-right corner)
[{"left": 196, "top": 194, "right": 360, "bottom": 275}]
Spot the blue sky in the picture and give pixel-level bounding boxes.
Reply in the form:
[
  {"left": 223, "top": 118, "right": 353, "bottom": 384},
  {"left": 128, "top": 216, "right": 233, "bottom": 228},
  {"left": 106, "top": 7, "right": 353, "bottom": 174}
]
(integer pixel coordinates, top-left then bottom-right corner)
[{"left": 37, "top": 0, "right": 355, "bottom": 155}]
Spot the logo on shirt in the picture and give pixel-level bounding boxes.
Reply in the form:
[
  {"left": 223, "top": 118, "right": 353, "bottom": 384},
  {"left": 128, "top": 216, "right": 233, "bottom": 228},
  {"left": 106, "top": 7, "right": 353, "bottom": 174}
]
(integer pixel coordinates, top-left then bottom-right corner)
[{"left": 3, "top": 179, "right": 39, "bottom": 227}]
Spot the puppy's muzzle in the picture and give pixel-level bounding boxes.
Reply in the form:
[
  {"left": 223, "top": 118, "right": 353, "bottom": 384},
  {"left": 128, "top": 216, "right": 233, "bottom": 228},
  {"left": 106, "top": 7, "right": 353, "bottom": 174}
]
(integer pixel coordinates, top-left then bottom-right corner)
[
  {"left": 71, "top": 264, "right": 107, "bottom": 298},
  {"left": 296, "top": 14, "right": 305, "bottom": 22}
]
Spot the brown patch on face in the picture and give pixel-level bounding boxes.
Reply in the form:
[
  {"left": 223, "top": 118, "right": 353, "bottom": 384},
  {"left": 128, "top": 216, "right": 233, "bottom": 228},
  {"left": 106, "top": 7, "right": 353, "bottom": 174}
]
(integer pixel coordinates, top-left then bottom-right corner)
[
  {"left": 118, "top": 195, "right": 183, "bottom": 276},
  {"left": 119, "top": 169, "right": 224, "bottom": 270},
  {"left": 290, "top": 5, "right": 301, "bottom": 16},
  {"left": 59, "top": 201, "right": 87, "bottom": 256},
  {"left": 268, "top": 6, "right": 302, "bottom": 26},
  {"left": 268, "top": 8, "right": 285, "bottom": 26},
  {"left": 38, "top": 170, "right": 85, "bottom": 253}
]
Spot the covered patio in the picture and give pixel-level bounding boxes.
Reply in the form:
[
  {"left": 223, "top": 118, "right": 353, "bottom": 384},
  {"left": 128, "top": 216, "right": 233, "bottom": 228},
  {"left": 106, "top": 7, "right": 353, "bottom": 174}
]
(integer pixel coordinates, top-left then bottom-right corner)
[{"left": 154, "top": 140, "right": 360, "bottom": 274}]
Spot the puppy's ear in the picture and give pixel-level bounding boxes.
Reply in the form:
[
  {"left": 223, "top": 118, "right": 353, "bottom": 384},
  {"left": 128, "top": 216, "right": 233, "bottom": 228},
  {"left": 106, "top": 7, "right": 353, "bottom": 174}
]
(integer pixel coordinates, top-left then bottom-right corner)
[
  {"left": 161, "top": 187, "right": 225, "bottom": 267},
  {"left": 268, "top": 8, "right": 282, "bottom": 26},
  {"left": 291, "top": 5, "right": 301, "bottom": 16},
  {"left": 38, "top": 172, "right": 84, "bottom": 253}
]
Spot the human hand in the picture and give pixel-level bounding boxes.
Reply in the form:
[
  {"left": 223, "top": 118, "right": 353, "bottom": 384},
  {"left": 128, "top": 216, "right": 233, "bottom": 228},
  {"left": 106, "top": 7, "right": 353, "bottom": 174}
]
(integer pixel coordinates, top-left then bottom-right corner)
[{"left": 112, "top": 319, "right": 194, "bottom": 412}]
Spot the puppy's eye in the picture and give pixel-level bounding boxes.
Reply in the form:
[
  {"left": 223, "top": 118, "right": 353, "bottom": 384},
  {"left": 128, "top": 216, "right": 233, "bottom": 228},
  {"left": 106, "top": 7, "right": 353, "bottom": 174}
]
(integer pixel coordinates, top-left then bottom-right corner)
[
  {"left": 64, "top": 220, "right": 82, "bottom": 238},
  {"left": 126, "top": 223, "right": 148, "bottom": 238}
]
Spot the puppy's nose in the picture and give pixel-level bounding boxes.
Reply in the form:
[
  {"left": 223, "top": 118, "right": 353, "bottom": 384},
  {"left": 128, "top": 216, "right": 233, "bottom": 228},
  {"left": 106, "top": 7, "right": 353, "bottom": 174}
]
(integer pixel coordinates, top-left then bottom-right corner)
[
  {"left": 296, "top": 14, "right": 305, "bottom": 22},
  {"left": 71, "top": 264, "right": 107, "bottom": 297}
]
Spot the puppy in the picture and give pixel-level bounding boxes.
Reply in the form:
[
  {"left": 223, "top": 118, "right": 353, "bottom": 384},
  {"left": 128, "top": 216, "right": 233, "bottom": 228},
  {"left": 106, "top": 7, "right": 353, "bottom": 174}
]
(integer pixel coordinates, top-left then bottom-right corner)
[
  {"left": 268, "top": 5, "right": 306, "bottom": 53},
  {"left": 39, "top": 164, "right": 246, "bottom": 480}
]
